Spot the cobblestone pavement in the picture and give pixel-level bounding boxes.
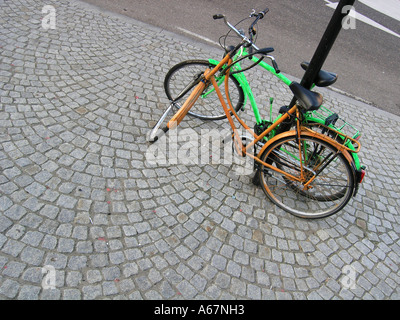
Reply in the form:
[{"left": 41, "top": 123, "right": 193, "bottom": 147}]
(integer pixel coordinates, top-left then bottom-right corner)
[{"left": 1, "top": 0, "right": 399, "bottom": 300}]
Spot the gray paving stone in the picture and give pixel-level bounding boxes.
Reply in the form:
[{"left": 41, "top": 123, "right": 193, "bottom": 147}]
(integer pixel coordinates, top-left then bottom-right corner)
[
  {"left": 17, "top": 285, "right": 41, "bottom": 300},
  {"left": 4, "top": 205, "right": 27, "bottom": 221},
  {"left": 20, "top": 246, "right": 45, "bottom": 266},
  {"left": 82, "top": 285, "right": 102, "bottom": 300},
  {"left": 0, "top": 279, "right": 20, "bottom": 298},
  {"left": 41, "top": 288, "right": 62, "bottom": 300},
  {"left": 68, "top": 256, "right": 88, "bottom": 270}
]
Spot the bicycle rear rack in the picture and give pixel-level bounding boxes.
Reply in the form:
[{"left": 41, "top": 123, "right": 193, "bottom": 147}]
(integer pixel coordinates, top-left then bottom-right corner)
[
  {"left": 301, "top": 124, "right": 361, "bottom": 154},
  {"left": 310, "top": 106, "right": 361, "bottom": 141}
]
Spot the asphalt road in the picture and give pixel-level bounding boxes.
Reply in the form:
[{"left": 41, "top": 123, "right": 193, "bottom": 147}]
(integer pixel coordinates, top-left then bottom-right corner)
[{"left": 81, "top": 0, "right": 400, "bottom": 116}]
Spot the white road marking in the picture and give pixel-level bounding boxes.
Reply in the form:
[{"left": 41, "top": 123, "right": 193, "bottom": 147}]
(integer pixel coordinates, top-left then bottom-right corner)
[
  {"left": 324, "top": 0, "right": 400, "bottom": 38},
  {"left": 176, "top": 27, "right": 220, "bottom": 46},
  {"left": 359, "top": 0, "right": 400, "bottom": 21}
]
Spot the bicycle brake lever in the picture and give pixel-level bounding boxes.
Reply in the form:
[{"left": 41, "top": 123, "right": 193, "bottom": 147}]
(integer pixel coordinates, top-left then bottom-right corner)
[
  {"left": 267, "top": 55, "right": 280, "bottom": 74},
  {"left": 273, "top": 61, "right": 280, "bottom": 74}
]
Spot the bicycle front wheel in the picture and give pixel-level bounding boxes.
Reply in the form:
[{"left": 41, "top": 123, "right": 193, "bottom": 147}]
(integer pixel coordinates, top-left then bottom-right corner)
[
  {"left": 164, "top": 60, "right": 245, "bottom": 120},
  {"left": 257, "top": 134, "right": 355, "bottom": 219}
]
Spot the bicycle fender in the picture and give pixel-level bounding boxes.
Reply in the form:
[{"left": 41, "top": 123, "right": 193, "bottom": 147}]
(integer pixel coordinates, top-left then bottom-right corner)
[
  {"left": 256, "top": 130, "right": 297, "bottom": 158},
  {"left": 257, "top": 130, "right": 354, "bottom": 165}
]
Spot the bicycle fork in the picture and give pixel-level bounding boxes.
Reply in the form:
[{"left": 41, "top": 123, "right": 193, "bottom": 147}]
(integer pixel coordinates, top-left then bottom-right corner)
[
  {"left": 167, "top": 75, "right": 208, "bottom": 129},
  {"left": 148, "top": 69, "right": 210, "bottom": 142},
  {"left": 148, "top": 103, "right": 174, "bottom": 142}
]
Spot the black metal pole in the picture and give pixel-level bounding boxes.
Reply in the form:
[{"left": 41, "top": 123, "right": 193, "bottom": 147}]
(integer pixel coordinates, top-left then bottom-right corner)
[
  {"left": 289, "top": 0, "right": 356, "bottom": 110},
  {"left": 278, "top": 0, "right": 356, "bottom": 135},
  {"left": 301, "top": 0, "right": 356, "bottom": 90}
]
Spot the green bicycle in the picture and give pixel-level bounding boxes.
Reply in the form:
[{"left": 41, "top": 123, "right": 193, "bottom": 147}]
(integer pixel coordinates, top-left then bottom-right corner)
[
  {"left": 161, "top": 10, "right": 364, "bottom": 174},
  {"left": 149, "top": 8, "right": 366, "bottom": 218}
]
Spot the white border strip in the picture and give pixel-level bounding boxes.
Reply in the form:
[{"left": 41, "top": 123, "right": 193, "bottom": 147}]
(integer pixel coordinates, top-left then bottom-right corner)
[{"left": 176, "top": 27, "right": 220, "bottom": 46}]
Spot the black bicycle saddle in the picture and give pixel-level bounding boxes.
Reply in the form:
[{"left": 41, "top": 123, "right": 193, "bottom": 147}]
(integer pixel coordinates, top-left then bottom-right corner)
[
  {"left": 301, "top": 61, "right": 338, "bottom": 87},
  {"left": 289, "top": 82, "right": 323, "bottom": 111}
]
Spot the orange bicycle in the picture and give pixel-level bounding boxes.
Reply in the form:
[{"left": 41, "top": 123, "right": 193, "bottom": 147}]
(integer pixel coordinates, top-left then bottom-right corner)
[{"left": 148, "top": 9, "right": 364, "bottom": 219}]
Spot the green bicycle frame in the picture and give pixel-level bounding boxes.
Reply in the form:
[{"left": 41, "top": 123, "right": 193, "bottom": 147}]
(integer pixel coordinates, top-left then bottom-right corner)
[
  {"left": 210, "top": 51, "right": 291, "bottom": 124},
  {"left": 208, "top": 48, "right": 361, "bottom": 170}
]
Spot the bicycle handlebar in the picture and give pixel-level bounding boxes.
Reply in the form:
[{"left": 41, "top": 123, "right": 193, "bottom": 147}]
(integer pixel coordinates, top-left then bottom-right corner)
[
  {"left": 213, "top": 13, "right": 259, "bottom": 50},
  {"left": 213, "top": 9, "right": 280, "bottom": 74}
]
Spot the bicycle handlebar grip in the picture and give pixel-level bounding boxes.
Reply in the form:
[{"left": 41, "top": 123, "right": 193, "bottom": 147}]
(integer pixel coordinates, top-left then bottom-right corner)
[
  {"left": 213, "top": 14, "right": 224, "bottom": 20},
  {"left": 259, "top": 7, "right": 269, "bottom": 18}
]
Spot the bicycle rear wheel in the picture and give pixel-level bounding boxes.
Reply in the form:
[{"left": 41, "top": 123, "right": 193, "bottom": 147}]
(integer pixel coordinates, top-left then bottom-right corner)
[
  {"left": 257, "top": 134, "right": 355, "bottom": 219},
  {"left": 164, "top": 60, "right": 245, "bottom": 120}
]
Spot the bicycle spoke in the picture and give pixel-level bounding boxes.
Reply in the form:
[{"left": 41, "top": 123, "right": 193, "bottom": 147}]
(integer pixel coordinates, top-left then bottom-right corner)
[
  {"left": 174, "top": 77, "right": 201, "bottom": 101},
  {"left": 164, "top": 60, "right": 244, "bottom": 120}
]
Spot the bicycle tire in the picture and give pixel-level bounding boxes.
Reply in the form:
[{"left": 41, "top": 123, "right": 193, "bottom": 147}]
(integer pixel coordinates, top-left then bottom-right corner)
[
  {"left": 164, "top": 60, "right": 245, "bottom": 121},
  {"left": 257, "top": 134, "right": 355, "bottom": 219}
]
